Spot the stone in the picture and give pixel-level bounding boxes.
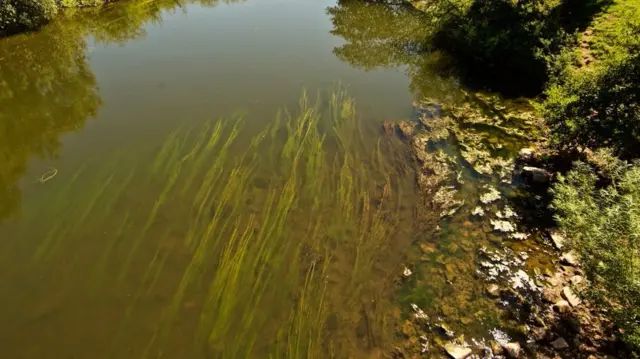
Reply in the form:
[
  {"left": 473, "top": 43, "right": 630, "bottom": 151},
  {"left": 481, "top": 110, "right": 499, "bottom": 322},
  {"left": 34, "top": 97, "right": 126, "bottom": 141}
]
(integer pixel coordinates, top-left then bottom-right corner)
[
  {"left": 397, "top": 120, "right": 416, "bottom": 138},
  {"left": 553, "top": 300, "right": 571, "bottom": 313},
  {"left": 551, "top": 337, "right": 569, "bottom": 349},
  {"left": 402, "top": 320, "right": 416, "bottom": 337},
  {"left": 480, "top": 187, "right": 501, "bottom": 204},
  {"left": 549, "top": 231, "right": 566, "bottom": 250},
  {"left": 491, "top": 219, "right": 516, "bottom": 233},
  {"left": 570, "top": 275, "right": 584, "bottom": 285},
  {"left": 437, "top": 323, "right": 455, "bottom": 338},
  {"left": 503, "top": 342, "right": 521, "bottom": 358},
  {"left": 560, "top": 251, "right": 579, "bottom": 266},
  {"left": 562, "top": 286, "right": 581, "bottom": 307},
  {"left": 522, "top": 166, "right": 552, "bottom": 184},
  {"left": 471, "top": 206, "right": 485, "bottom": 216},
  {"left": 518, "top": 147, "right": 535, "bottom": 160},
  {"left": 490, "top": 340, "right": 504, "bottom": 355},
  {"left": 443, "top": 343, "right": 472, "bottom": 359},
  {"left": 486, "top": 284, "right": 500, "bottom": 297}
]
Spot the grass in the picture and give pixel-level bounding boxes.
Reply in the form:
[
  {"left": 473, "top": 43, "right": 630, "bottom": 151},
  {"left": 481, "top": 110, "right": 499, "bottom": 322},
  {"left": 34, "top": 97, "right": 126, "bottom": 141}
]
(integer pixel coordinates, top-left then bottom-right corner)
[{"left": 4, "top": 89, "right": 414, "bottom": 358}]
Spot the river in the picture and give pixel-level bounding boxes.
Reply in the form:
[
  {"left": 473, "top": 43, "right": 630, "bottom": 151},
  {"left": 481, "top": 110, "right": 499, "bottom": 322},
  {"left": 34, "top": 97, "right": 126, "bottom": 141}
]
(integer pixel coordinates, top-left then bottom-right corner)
[{"left": 0, "top": 1, "right": 552, "bottom": 358}]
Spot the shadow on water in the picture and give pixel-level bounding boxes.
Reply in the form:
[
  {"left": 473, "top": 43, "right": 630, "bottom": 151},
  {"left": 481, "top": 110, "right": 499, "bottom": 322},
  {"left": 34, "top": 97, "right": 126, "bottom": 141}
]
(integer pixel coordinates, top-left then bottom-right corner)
[{"left": 329, "top": 0, "right": 614, "bottom": 97}]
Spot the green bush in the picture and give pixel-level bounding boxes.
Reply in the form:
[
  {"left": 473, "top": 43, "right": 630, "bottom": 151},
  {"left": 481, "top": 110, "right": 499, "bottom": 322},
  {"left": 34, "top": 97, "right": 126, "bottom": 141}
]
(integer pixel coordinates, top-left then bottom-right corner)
[
  {"left": 0, "top": 0, "right": 57, "bottom": 35},
  {"left": 552, "top": 157, "right": 640, "bottom": 351},
  {"left": 542, "top": 27, "right": 640, "bottom": 158}
]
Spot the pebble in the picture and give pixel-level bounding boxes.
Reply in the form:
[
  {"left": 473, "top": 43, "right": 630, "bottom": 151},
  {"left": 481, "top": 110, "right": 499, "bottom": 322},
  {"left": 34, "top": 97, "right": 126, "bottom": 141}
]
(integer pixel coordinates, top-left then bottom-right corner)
[
  {"left": 551, "top": 337, "right": 569, "bottom": 349},
  {"left": 503, "top": 342, "right": 521, "bottom": 358},
  {"left": 443, "top": 343, "right": 472, "bottom": 359}
]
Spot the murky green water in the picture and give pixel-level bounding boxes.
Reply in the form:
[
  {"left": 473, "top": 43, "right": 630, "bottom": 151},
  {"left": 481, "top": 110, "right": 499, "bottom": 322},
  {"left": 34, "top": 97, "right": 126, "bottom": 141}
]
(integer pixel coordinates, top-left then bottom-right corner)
[{"left": 0, "top": 1, "right": 550, "bottom": 358}]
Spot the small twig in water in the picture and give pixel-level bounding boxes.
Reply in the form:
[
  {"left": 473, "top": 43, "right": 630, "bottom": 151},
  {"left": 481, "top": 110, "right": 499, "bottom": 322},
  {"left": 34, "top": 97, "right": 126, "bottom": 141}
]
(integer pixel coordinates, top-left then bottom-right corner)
[{"left": 38, "top": 168, "right": 58, "bottom": 184}]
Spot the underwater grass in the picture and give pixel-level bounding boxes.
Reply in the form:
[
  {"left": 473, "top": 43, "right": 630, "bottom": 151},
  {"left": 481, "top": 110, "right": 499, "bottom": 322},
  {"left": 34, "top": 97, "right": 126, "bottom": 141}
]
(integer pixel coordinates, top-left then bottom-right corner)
[{"left": 2, "top": 88, "right": 414, "bottom": 358}]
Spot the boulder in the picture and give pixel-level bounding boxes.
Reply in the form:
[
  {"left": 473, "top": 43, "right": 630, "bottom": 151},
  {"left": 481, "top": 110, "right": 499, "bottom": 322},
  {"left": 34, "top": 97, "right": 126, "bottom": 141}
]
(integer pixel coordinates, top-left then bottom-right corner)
[
  {"left": 503, "top": 342, "right": 521, "bottom": 358},
  {"left": 562, "top": 286, "right": 581, "bottom": 307},
  {"left": 560, "top": 251, "right": 579, "bottom": 266},
  {"left": 444, "top": 343, "right": 472, "bottom": 359},
  {"left": 522, "top": 166, "right": 552, "bottom": 184},
  {"left": 551, "top": 337, "right": 569, "bottom": 349},
  {"left": 549, "top": 231, "right": 566, "bottom": 250}
]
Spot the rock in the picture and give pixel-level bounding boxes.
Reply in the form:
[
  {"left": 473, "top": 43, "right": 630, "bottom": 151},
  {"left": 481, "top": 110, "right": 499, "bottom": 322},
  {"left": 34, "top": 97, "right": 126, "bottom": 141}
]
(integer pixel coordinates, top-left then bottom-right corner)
[
  {"left": 551, "top": 337, "right": 569, "bottom": 349},
  {"left": 401, "top": 320, "right": 416, "bottom": 337},
  {"left": 444, "top": 343, "right": 472, "bottom": 359},
  {"left": 522, "top": 166, "right": 552, "bottom": 184},
  {"left": 553, "top": 300, "right": 571, "bottom": 313},
  {"left": 480, "top": 187, "right": 501, "bottom": 204},
  {"left": 486, "top": 284, "right": 501, "bottom": 297},
  {"left": 383, "top": 120, "right": 395, "bottom": 135},
  {"left": 490, "top": 340, "right": 504, "bottom": 355},
  {"left": 397, "top": 120, "right": 416, "bottom": 138},
  {"left": 562, "top": 286, "right": 581, "bottom": 307},
  {"left": 471, "top": 206, "right": 485, "bottom": 216},
  {"left": 503, "top": 342, "right": 521, "bottom": 358},
  {"left": 490, "top": 219, "right": 516, "bottom": 233},
  {"left": 560, "top": 251, "right": 579, "bottom": 266},
  {"left": 570, "top": 275, "right": 584, "bottom": 285},
  {"left": 510, "top": 232, "right": 529, "bottom": 240},
  {"left": 549, "top": 231, "right": 566, "bottom": 250},
  {"left": 437, "top": 323, "right": 455, "bottom": 338},
  {"left": 518, "top": 147, "right": 535, "bottom": 161}
]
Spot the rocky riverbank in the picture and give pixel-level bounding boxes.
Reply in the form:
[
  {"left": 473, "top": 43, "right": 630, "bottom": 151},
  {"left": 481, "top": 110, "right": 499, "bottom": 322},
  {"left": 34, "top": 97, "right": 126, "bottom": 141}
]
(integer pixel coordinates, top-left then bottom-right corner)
[{"left": 384, "top": 96, "right": 620, "bottom": 359}]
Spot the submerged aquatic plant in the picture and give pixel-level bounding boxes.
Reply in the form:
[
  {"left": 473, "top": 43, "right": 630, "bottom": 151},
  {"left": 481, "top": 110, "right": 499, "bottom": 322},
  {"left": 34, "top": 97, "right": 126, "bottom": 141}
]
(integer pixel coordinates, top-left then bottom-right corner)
[{"left": 1, "top": 89, "right": 415, "bottom": 358}]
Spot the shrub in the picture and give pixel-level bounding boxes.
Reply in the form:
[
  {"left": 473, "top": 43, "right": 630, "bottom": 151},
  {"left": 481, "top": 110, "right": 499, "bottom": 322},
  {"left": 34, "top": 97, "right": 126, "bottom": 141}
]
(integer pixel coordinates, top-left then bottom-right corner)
[
  {"left": 552, "top": 157, "right": 640, "bottom": 351},
  {"left": 542, "top": 33, "right": 640, "bottom": 158}
]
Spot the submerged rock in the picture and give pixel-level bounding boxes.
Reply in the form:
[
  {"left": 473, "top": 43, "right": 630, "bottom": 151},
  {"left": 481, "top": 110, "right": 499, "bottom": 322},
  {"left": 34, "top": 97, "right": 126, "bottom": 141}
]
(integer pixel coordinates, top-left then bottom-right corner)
[
  {"left": 480, "top": 186, "right": 501, "bottom": 204},
  {"left": 437, "top": 323, "right": 455, "bottom": 338},
  {"left": 443, "top": 343, "right": 472, "bottom": 359},
  {"left": 397, "top": 120, "right": 416, "bottom": 138},
  {"left": 510, "top": 232, "right": 529, "bottom": 240},
  {"left": 471, "top": 206, "right": 485, "bottom": 217},
  {"left": 490, "top": 219, "right": 516, "bottom": 233}
]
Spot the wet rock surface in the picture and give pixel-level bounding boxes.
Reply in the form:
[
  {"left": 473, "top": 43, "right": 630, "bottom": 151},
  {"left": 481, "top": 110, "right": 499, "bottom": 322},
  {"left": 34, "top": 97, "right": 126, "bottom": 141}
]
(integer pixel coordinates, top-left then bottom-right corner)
[{"left": 389, "top": 96, "right": 617, "bottom": 358}]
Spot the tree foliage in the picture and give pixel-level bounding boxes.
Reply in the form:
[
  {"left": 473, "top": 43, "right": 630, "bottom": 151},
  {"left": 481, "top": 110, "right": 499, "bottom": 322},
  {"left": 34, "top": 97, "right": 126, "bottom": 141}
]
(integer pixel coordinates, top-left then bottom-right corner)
[
  {"left": 542, "top": 4, "right": 640, "bottom": 158},
  {"left": 552, "top": 156, "right": 640, "bottom": 349}
]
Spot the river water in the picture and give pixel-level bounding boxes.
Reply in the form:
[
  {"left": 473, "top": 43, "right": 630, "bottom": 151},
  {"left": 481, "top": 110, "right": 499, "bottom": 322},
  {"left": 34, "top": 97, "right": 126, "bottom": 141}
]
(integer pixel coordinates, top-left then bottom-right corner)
[{"left": 0, "top": 1, "right": 552, "bottom": 358}]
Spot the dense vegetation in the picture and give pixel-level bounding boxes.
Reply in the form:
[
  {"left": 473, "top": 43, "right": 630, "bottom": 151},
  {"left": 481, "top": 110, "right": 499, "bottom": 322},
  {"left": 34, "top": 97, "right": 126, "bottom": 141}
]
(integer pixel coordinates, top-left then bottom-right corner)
[{"left": 552, "top": 154, "right": 640, "bottom": 349}]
